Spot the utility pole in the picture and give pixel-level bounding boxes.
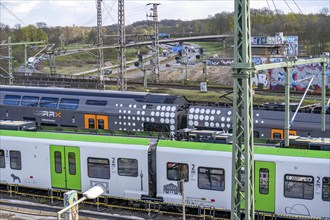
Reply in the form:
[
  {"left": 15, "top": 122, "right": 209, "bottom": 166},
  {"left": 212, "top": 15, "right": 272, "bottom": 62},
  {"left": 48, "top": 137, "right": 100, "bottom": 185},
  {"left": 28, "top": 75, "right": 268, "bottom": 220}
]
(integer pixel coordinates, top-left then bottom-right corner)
[
  {"left": 231, "top": 0, "right": 254, "bottom": 220},
  {"left": 147, "top": 3, "right": 160, "bottom": 82},
  {"left": 8, "top": 37, "right": 13, "bottom": 85},
  {"left": 203, "top": 61, "right": 208, "bottom": 82},
  {"left": 321, "top": 58, "right": 327, "bottom": 131},
  {"left": 184, "top": 61, "right": 188, "bottom": 84},
  {"left": 118, "top": 0, "right": 127, "bottom": 91},
  {"left": 96, "top": 0, "right": 104, "bottom": 89},
  {"left": 48, "top": 52, "right": 56, "bottom": 75},
  {"left": 24, "top": 44, "right": 27, "bottom": 74}
]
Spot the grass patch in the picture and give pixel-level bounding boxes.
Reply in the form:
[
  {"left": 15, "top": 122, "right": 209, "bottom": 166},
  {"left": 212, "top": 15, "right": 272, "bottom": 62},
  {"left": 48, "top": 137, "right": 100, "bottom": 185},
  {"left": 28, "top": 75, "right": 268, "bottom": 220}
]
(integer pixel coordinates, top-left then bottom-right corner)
[
  {"left": 190, "top": 41, "right": 223, "bottom": 55},
  {"left": 129, "top": 86, "right": 320, "bottom": 105}
]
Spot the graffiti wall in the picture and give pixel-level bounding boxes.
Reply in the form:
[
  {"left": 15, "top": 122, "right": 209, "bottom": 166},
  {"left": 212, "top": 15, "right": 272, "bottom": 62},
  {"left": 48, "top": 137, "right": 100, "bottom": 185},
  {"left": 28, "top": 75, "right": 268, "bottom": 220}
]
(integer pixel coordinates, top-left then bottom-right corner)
[
  {"left": 270, "top": 62, "right": 330, "bottom": 92},
  {"left": 253, "top": 70, "right": 270, "bottom": 89},
  {"left": 251, "top": 32, "right": 298, "bottom": 56},
  {"left": 207, "top": 57, "right": 330, "bottom": 92}
]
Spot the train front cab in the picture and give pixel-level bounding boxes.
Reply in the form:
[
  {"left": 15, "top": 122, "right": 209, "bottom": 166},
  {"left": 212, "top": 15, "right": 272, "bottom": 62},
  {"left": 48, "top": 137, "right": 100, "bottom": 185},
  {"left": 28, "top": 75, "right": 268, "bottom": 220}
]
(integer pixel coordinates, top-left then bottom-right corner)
[{"left": 84, "top": 114, "right": 108, "bottom": 130}]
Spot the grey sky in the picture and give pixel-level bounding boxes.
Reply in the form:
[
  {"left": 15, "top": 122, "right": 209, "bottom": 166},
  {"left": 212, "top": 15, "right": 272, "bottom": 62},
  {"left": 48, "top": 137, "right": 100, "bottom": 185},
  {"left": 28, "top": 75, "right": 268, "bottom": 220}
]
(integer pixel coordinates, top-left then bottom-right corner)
[{"left": 0, "top": 0, "right": 328, "bottom": 27}]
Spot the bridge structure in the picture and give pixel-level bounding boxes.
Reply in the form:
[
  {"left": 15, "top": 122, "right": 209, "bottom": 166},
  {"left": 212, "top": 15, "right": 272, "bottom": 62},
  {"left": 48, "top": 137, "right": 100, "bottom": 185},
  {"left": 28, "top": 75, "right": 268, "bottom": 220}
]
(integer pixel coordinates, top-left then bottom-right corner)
[{"left": 59, "top": 34, "right": 233, "bottom": 54}]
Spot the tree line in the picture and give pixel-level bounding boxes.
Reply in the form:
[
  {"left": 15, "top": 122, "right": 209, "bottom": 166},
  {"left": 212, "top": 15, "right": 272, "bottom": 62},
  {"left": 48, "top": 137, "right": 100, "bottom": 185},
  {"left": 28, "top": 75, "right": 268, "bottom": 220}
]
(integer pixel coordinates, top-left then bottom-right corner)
[{"left": 0, "top": 7, "right": 329, "bottom": 65}]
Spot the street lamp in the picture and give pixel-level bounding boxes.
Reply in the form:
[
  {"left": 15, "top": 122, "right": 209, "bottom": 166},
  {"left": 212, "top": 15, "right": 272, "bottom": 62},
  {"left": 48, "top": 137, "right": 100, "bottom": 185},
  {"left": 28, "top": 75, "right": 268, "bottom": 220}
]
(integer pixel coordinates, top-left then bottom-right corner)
[{"left": 57, "top": 185, "right": 105, "bottom": 220}]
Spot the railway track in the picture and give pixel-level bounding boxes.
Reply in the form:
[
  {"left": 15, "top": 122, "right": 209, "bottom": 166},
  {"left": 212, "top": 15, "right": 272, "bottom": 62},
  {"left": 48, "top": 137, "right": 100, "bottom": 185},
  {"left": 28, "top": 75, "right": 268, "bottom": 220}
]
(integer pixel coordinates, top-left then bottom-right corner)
[
  {"left": 0, "top": 198, "right": 143, "bottom": 220},
  {"left": 0, "top": 182, "right": 322, "bottom": 220},
  {"left": 0, "top": 184, "right": 231, "bottom": 220},
  {"left": 5, "top": 73, "right": 328, "bottom": 99},
  {"left": 141, "top": 82, "right": 330, "bottom": 96}
]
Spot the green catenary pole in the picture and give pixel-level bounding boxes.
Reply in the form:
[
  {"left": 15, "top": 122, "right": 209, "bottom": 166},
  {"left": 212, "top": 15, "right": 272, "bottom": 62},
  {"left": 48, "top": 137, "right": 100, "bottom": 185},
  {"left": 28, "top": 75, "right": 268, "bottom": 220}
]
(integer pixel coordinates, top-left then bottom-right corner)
[
  {"left": 284, "top": 60, "right": 293, "bottom": 147},
  {"left": 231, "top": 0, "right": 254, "bottom": 219},
  {"left": 8, "top": 37, "right": 13, "bottom": 86},
  {"left": 321, "top": 60, "right": 326, "bottom": 131}
]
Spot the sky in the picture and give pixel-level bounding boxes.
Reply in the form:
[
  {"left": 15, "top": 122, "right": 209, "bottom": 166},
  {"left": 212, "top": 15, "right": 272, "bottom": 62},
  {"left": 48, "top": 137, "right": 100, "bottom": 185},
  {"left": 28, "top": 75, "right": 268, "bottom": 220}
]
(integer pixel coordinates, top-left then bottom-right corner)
[{"left": 0, "top": 0, "right": 329, "bottom": 27}]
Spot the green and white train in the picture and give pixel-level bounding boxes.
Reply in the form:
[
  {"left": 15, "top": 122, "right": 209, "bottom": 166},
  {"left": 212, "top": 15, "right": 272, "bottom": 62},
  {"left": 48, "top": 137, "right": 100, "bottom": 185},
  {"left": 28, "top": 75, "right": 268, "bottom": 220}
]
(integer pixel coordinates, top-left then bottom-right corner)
[{"left": 0, "top": 130, "right": 329, "bottom": 219}]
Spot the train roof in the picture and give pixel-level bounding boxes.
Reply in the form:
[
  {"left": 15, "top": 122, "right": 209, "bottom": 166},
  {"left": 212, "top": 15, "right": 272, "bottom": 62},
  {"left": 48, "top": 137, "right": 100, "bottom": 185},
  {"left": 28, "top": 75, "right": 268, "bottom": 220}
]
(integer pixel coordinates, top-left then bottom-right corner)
[
  {"left": 1, "top": 129, "right": 328, "bottom": 159},
  {"left": 158, "top": 140, "right": 330, "bottom": 159},
  {"left": 0, "top": 129, "right": 149, "bottom": 146},
  {"left": 0, "top": 85, "right": 188, "bottom": 105}
]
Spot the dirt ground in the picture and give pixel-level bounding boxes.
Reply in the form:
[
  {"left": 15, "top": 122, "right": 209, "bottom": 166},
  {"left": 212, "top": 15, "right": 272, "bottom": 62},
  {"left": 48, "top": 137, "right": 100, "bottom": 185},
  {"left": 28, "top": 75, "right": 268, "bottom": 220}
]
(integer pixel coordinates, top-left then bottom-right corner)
[{"left": 159, "top": 63, "right": 233, "bottom": 85}]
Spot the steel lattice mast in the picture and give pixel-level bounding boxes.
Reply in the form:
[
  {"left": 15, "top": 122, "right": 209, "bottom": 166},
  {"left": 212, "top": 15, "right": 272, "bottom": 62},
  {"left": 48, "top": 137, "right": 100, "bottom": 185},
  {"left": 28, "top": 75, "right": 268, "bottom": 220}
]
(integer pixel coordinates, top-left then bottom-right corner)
[
  {"left": 8, "top": 37, "right": 13, "bottom": 85},
  {"left": 118, "top": 0, "right": 127, "bottom": 91},
  {"left": 231, "top": 0, "right": 254, "bottom": 219},
  {"left": 96, "top": 0, "right": 104, "bottom": 89},
  {"left": 147, "top": 3, "right": 160, "bottom": 82}
]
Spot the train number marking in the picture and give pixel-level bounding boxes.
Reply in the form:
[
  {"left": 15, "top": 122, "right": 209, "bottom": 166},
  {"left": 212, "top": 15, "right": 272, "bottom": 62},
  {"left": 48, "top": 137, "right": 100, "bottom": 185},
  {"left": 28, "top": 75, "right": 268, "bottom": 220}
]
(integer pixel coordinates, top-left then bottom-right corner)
[
  {"left": 316, "top": 176, "right": 321, "bottom": 194},
  {"left": 111, "top": 158, "right": 116, "bottom": 173},
  {"left": 191, "top": 164, "right": 196, "bottom": 180}
]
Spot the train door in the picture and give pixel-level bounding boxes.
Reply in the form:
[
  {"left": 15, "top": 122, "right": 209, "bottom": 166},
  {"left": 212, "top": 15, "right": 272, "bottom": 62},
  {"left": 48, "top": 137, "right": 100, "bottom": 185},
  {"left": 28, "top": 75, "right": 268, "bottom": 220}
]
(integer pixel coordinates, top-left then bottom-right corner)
[
  {"left": 271, "top": 129, "right": 297, "bottom": 140},
  {"left": 254, "top": 161, "right": 275, "bottom": 213},
  {"left": 84, "top": 114, "right": 108, "bottom": 130},
  {"left": 50, "top": 145, "right": 81, "bottom": 191}
]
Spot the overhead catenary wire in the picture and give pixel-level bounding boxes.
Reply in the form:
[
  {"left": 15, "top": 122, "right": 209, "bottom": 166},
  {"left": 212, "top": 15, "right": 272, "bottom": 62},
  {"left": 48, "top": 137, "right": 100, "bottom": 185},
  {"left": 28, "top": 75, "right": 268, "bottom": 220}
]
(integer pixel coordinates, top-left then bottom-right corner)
[
  {"left": 265, "top": 0, "right": 280, "bottom": 29},
  {"left": 102, "top": 0, "right": 117, "bottom": 25},
  {"left": 283, "top": 0, "right": 303, "bottom": 26},
  {"left": 292, "top": 0, "right": 304, "bottom": 15},
  {"left": 0, "top": 2, "right": 26, "bottom": 26},
  {"left": 76, "top": 15, "right": 97, "bottom": 26},
  {"left": 292, "top": 0, "right": 314, "bottom": 26}
]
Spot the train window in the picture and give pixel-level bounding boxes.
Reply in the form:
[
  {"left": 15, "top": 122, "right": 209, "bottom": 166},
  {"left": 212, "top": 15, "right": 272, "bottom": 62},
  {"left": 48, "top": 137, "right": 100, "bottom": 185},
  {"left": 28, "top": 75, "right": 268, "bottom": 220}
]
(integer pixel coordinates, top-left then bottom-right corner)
[
  {"left": 4, "top": 95, "right": 21, "bottom": 105},
  {"left": 86, "top": 100, "right": 107, "bottom": 106},
  {"left": 0, "top": 150, "right": 5, "bottom": 168},
  {"left": 10, "top": 151, "right": 21, "bottom": 170},
  {"left": 68, "top": 152, "right": 76, "bottom": 175},
  {"left": 118, "top": 158, "right": 138, "bottom": 177},
  {"left": 322, "top": 177, "right": 330, "bottom": 202},
  {"left": 59, "top": 99, "right": 79, "bottom": 110},
  {"left": 198, "top": 167, "right": 225, "bottom": 191},
  {"left": 273, "top": 132, "right": 282, "bottom": 139},
  {"left": 98, "top": 119, "right": 104, "bottom": 129},
  {"left": 54, "top": 151, "right": 62, "bottom": 173},
  {"left": 21, "top": 96, "right": 39, "bottom": 107},
  {"left": 88, "top": 118, "right": 95, "bottom": 129},
  {"left": 254, "top": 131, "right": 260, "bottom": 139},
  {"left": 40, "top": 97, "right": 59, "bottom": 108},
  {"left": 259, "top": 168, "right": 269, "bottom": 194},
  {"left": 88, "top": 157, "right": 110, "bottom": 179},
  {"left": 167, "top": 162, "right": 189, "bottom": 182},
  {"left": 284, "top": 174, "right": 314, "bottom": 200}
]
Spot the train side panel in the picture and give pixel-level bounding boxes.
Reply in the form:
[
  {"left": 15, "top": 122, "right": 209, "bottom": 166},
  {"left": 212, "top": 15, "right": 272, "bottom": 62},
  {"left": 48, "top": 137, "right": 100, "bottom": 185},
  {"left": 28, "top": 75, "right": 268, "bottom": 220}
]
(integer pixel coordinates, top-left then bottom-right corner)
[
  {"left": 0, "top": 136, "right": 52, "bottom": 189},
  {"left": 156, "top": 146, "right": 232, "bottom": 210},
  {"left": 0, "top": 133, "right": 151, "bottom": 200},
  {"left": 78, "top": 142, "right": 150, "bottom": 199},
  {"left": 274, "top": 156, "right": 330, "bottom": 218}
]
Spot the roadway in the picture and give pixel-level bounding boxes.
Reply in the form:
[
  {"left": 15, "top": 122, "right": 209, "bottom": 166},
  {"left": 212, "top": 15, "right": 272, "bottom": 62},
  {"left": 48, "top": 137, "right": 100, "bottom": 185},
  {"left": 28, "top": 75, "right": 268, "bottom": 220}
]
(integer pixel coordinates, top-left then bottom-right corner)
[
  {"left": 71, "top": 43, "right": 199, "bottom": 79},
  {"left": 62, "top": 34, "right": 232, "bottom": 54}
]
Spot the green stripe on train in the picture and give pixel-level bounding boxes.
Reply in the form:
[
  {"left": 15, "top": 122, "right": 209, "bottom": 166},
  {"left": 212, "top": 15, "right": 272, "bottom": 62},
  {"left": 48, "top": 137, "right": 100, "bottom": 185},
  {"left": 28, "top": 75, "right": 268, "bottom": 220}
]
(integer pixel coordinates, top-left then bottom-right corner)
[
  {"left": 0, "top": 129, "right": 149, "bottom": 146},
  {"left": 158, "top": 140, "right": 330, "bottom": 159}
]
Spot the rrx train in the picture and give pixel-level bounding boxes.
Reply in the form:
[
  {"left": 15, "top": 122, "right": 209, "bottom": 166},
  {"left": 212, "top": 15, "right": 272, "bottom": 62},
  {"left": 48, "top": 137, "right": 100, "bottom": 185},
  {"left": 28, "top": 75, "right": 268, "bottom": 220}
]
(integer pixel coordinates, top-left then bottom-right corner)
[
  {"left": 0, "top": 85, "right": 329, "bottom": 140},
  {"left": 0, "top": 129, "right": 329, "bottom": 219}
]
